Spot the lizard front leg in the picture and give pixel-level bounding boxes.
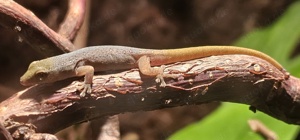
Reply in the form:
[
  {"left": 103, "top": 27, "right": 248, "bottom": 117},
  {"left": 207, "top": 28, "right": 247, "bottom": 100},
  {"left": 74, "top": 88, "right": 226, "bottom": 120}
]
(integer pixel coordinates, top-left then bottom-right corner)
[{"left": 75, "top": 65, "right": 94, "bottom": 97}]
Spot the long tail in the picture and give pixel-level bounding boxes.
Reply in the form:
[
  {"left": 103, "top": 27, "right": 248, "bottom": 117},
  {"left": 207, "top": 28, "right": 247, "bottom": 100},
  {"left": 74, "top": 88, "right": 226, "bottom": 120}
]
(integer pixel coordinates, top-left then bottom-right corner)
[{"left": 151, "top": 46, "right": 283, "bottom": 70}]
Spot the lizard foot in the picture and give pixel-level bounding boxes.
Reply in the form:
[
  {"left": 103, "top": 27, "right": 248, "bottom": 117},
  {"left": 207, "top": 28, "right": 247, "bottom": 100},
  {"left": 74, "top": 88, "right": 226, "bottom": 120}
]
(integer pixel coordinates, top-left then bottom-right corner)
[
  {"left": 154, "top": 65, "right": 180, "bottom": 87},
  {"left": 138, "top": 56, "right": 178, "bottom": 87},
  {"left": 79, "top": 84, "right": 92, "bottom": 97},
  {"left": 156, "top": 73, "right": 181, "bottom": 87},
  {"left": 154, "top": 65, "right": 167, "bottom": 87},
  {"left": 156, "top": 74, "right": 167, "bottom": 87}
]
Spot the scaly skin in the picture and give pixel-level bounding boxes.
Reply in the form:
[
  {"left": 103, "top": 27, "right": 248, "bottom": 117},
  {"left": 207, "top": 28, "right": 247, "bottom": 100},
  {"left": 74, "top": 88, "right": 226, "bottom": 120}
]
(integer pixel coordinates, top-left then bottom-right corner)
[{"left": 20, "top": 45, "right": 284, "bottom": 96}]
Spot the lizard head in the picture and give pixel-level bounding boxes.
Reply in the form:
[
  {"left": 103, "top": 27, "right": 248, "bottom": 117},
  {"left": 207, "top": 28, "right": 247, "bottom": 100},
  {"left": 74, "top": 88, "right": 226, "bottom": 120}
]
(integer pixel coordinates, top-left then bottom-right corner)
[{"left": 20, "top": 59, "right": 56, "bottom": 86}]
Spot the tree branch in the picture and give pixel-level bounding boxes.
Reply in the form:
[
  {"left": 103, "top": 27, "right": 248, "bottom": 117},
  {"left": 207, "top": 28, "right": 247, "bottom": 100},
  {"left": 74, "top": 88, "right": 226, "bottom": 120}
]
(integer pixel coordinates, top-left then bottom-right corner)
[
  {"left": 0, "top": 54, "right": 298, "bottom": 139},
  {"left": 58, "top": 0, "right": 86, "bottom": 42},
  {"left": 0, "top": 1, "right": 75, "bottom": 56}
]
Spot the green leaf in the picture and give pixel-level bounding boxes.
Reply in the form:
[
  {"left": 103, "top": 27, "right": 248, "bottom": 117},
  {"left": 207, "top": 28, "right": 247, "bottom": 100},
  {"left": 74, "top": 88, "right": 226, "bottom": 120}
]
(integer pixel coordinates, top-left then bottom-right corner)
[
  {"left": 169, "top": 103, "right": 299, "bottom": 140},
  {"left": 235, "top": 1, "right": 300, "bottom": 69},
  {"left": 169, "top": 1, "right": 300, "bottom": 140}
]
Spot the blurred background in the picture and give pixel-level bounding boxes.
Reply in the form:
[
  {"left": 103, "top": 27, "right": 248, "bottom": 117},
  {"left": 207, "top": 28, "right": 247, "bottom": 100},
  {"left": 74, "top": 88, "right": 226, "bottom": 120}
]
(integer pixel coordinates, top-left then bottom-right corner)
[{"left": 0, "top": 0, "right": 299, "bottom": 139}]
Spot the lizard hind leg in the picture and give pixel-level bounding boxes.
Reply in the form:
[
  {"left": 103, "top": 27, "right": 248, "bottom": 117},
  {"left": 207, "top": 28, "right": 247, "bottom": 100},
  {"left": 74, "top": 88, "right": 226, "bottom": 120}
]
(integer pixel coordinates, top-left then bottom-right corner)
[
  {"left": 75, "top": 65, "right": 95, "bottom": 97},
  {"left": 137, "top": 56, "right": 166, "bottom": 87}
]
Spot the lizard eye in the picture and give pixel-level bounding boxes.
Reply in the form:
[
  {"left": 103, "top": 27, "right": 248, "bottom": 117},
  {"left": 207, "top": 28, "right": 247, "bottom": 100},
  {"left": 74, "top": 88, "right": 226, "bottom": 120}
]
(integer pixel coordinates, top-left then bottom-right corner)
[{"left": 35, "top": 71, "right": 49, "bottom": 81}]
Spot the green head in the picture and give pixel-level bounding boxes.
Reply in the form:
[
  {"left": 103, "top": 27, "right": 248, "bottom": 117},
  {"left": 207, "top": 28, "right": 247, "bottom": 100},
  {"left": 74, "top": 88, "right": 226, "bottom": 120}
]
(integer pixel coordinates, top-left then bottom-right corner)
[{"left": 20, "top": 59, "right": 57, "bottom": 86}]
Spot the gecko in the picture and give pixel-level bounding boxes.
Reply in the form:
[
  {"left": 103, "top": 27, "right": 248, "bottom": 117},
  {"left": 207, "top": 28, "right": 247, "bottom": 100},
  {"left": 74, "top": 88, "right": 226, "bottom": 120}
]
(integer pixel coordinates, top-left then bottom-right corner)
[{"left": 20, "top": 45, "right": 285, "bottom": 97}]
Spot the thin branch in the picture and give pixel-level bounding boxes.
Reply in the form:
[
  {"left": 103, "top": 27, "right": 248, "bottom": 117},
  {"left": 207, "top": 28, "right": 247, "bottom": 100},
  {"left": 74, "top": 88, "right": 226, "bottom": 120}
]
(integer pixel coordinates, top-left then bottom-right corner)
[
  {"left": 73, "top": 0, "right": 91, "bottom": 49},
  {"left": 248, "top": 119, "right": 277, "bottom": 140},
  {"left": 96, "top": 116, "right": 120, "bottom": 140},
  {"left": 0, "top": 55, "right": 298, "bottom": 139},
  {"left": 0, "top": 123, "right": 13, "bottom": 140},
  {"left": 58, "top": 0, "right": 86, "bottom": 42},
  {"left": 0, "top": 1, "right": 75, "bottom": 56}
]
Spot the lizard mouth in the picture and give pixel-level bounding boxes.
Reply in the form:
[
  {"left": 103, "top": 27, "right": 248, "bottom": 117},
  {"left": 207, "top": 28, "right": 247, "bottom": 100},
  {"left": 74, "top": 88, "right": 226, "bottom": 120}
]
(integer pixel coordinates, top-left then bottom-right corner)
[
  {"left": 20, "top": 79, "right": 27, "bottom": 86},
  {"left": 20, "top": 77, "right": 31, "bottom": 86}
]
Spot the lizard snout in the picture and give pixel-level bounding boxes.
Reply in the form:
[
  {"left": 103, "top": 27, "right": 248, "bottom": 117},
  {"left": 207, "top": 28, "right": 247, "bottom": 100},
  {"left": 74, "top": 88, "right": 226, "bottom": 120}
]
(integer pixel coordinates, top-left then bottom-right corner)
[
  {"left": 20, "top": 78, "right": 28, "bottom": 86},
  {"left": 20, "top": 76, "right": 32, "bottom": 86}
]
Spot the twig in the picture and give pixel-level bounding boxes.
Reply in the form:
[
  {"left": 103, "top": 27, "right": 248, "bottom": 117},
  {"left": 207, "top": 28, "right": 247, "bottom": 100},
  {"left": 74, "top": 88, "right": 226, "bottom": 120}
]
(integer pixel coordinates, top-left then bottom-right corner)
[
  {"left": 73, "top": 0, "right": 91, "bottom": 49},
  {"left": 0, "top": 123, "right": 13, "bottom": 140},
  {"left": 248, "top": 119, "right": 277, "bottom": 140},
  {"left": 96, "top": 116, "right": 120, "bottom": 140},
  {"left": 58, "top": 0, "right": 86, "bottom": 42},
  {"left": 0, "top": 1, "right": 75, "bottom": 56}
]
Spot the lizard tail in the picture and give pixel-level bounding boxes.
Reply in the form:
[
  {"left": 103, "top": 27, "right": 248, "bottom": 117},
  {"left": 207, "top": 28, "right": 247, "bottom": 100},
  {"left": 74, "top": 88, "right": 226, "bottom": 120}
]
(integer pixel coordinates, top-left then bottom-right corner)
[{"left": 151, "top": 46, "right": 283, "bottom": 71}]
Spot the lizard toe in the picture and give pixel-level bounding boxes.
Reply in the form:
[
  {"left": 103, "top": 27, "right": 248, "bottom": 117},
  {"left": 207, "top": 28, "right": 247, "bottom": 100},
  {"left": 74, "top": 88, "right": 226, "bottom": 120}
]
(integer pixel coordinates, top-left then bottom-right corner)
[{"left": 79, "top": 84, "right": 92, "bottom": 97}]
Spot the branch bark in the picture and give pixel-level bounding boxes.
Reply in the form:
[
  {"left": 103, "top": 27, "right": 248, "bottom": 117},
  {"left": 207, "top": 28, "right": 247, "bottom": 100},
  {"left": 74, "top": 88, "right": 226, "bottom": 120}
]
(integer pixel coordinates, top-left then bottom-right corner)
[{"left": 0, "top": 54, "right": 298, "bottom": 139}]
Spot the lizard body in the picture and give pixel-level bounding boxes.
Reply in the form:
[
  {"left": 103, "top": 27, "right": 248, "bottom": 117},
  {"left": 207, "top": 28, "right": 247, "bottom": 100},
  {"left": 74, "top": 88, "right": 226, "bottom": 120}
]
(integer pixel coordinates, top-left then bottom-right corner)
[{"left": 20, "top": 45, "right": 284, "bottom": 96}]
